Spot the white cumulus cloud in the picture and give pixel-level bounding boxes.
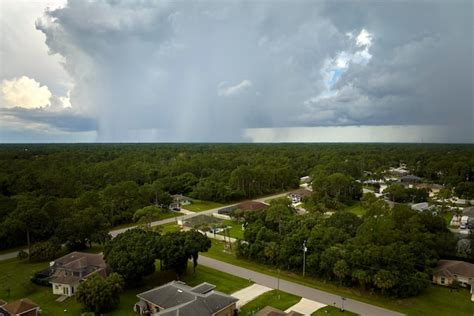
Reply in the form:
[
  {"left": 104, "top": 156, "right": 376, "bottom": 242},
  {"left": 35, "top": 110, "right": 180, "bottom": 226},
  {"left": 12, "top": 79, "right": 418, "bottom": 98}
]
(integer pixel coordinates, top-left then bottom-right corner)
[
  {"left": 356, "top": 28, "right": 373, "bottom": 47},
  {"left": 1, "top": 76, "right": 52, "bottom": 109},
  {"left": 217, "top": 80, "right": 253, "bottom": 97}
]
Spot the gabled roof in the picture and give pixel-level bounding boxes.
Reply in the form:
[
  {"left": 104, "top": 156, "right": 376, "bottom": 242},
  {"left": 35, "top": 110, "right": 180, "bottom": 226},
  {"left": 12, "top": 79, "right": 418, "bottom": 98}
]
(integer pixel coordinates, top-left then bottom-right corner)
[
  {"left": 138, "top": 281, "right": 195, "bottom": 309},
  {"left": 288, "top": 188, "right": 312, "bottom": 198},
  {"left": 400, "top": 175, "right": 422, "bottom": 182},
  {"left": 137, "top": 281, "right": 237, "bottom": 316},
  {"left": 219, "top": 201, "right": 268, "bottom": 214},
  {"left": 52, "top": 252, "right": 106, "bottom": 270},
  {"left": 434, "top": 260, "right": 474, "bottom": 278},
  {"left": 50, "top": 252, "right": 107, "bottom": 285},
  {"left": 190, "top": 282, "right": 216, "bottom": 294},
  {"left": 182, "top": 215, "right": 223, "bottom": 228},
  {"left": 254, "top": 306, "right": 303, "bottom": 316},
  {"left": 1, "top": 298, "right": 38, "bottom": 315}
]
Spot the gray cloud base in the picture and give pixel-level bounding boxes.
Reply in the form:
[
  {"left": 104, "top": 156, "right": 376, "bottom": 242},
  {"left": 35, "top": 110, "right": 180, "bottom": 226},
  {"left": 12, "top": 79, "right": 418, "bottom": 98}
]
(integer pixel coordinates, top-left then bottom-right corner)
[{"left": 30, "top": 0, "right": 473, "bottom": 142}]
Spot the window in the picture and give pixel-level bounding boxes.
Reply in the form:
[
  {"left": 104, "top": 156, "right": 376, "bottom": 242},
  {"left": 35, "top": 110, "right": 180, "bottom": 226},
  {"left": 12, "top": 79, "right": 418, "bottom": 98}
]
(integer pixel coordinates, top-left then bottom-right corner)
[{"left": 441, "top": 277, "right": 445, "bottom": 284}]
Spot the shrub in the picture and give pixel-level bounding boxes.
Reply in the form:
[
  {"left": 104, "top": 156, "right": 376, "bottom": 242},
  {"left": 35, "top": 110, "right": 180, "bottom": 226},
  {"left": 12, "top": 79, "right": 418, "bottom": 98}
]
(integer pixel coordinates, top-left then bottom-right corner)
[{"left": 17, "top": 250, "right": 29, "bottom": 260}]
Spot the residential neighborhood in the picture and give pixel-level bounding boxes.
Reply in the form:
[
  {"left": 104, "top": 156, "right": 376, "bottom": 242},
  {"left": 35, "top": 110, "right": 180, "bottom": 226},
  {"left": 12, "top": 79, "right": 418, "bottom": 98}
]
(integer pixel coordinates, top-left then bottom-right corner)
[{"left": 0, "top": 146, "right": 474, "bottom": 316}]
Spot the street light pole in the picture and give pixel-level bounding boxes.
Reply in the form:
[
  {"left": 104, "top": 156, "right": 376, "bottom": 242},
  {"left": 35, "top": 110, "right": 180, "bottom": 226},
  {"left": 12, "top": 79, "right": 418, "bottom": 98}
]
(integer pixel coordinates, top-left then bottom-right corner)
[{"left": 303, "top": 240, "right": 307, "bottom": 277}]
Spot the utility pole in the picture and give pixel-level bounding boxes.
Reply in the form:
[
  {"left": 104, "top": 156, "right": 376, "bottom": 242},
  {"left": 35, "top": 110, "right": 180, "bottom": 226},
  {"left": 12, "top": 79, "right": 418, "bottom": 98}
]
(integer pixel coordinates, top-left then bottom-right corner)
[{"left": 303, "top": 240, "right": 307, "bottom": 277}]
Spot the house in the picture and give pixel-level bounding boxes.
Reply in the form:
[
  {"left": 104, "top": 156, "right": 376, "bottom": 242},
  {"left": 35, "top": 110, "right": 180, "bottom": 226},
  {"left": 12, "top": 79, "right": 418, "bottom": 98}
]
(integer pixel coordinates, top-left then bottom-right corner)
[
  {"left": 49, "top": 252, "right": 108, "bottom": 297},
  {"left": 287, "top": 188, "right": 312, "bottom": 204},
  {"left": 432, "top": 260, "right": 474, "bottom": 290},
  {"left": 179, "top": 214, "right": 224, "bottom": 230},
  {"left": 411, "top": 202, "right": 433, "bottom": 212},
  {"left": 217, "top": 201, "right": 268, "bottom": 216},
  {"left": 254, "top": 306, "right": 303, "bottom": 316},
  {"left": 300, "top": 176, "right": 311, "bottom": 184},
  {"left": 0, "top": 298, "right": 40, "bottom": 316},
  {"left": 413, "top": 183, "right": 443, "bottom": 197},
  {"left": 399, "top": 175, "right": 422, "bottom": 184},
  {"left": 134, "top": 281, "right": 238, "bottom": 316},
  {"left": 169, "top": 195, "right": 193, "bottom": 210},
  {"left": 388, "top": 165, "right": 410, "bottom": 177}
]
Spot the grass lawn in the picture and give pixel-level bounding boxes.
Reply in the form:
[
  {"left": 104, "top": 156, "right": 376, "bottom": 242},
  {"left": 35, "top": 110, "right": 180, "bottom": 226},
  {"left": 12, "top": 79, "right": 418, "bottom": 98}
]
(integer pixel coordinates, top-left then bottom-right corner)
[
  {"left": 218, "top": 219, "right": 245, "bottom": 239},
  {"left": 0, "top": 254, "right": 249, "bottom": 315},
  {"left": 239, "top": 290, "right": 301, "bottom": 316},
  {"left": 0, "top": 258, "right": 83, "bottom": 315},
  {"left": 312, "top": 306, "right": 358, "bottom": 316},
  {"left": 344, "top": 203, "right": 366, "bottom": 217},
  {"left": 204, "top": 241, "right": 474, "bottom": 316},
  {"left": 183, "top": 200, "right": 225, "bottom": 212},
  {"left": 155, "top": 222, "right": 182, "bottom": 234},
  {"left": 442, "top": 211, "right": 454, "bottom": 225}
]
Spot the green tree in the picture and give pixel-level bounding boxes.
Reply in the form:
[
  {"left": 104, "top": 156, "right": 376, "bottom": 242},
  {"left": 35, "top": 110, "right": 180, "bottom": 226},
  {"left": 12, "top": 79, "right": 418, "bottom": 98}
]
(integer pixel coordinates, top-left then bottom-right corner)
[
  {"left": 184, "top": 230, "right": 212, "bottom": 272},
  {"left": 333, "top": 259, "right": 350, "bottom": 283},
  {"left": 76, "top": 273, "right": 124, "bottom": 315},
  {"left": 29, "top": 239, "right": 62, "bottom": 262},
  {"left": 104, "top": 229, "right": 160, "bottom": 284}
]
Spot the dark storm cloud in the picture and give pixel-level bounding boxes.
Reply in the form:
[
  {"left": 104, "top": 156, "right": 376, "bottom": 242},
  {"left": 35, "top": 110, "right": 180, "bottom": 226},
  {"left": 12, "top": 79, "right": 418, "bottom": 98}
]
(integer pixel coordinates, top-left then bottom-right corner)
[
  {"left": 32, "top": 0, "right": 473, "bottom": 142},
  {"left": 0, "top": 107, "right": 97, "bottom": 132}
]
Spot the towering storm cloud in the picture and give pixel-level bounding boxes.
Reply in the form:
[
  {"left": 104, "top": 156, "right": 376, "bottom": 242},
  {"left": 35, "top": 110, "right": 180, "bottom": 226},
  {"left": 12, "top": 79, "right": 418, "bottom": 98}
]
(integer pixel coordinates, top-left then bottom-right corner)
[{"left": 32, "top": 0, "right": 472, "bottom": 142}]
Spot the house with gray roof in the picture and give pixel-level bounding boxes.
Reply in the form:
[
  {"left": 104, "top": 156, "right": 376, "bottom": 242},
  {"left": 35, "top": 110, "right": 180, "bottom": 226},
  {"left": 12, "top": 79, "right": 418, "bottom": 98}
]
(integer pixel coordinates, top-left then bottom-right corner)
[
  {"left": 49, "top": 252, "right": 108, "bottom": 297},
  {"left": 134, "top": 281, "right": 238, "bottom": 316},
  {"left": 433, "top": 260, "right": 474, "bottom": 300}
]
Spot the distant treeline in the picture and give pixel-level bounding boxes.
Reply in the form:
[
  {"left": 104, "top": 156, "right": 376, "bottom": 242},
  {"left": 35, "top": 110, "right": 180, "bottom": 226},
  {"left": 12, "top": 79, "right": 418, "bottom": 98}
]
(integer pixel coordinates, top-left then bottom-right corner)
[{"left": 0, "top": 143, "right": 473, "bottom": 250}]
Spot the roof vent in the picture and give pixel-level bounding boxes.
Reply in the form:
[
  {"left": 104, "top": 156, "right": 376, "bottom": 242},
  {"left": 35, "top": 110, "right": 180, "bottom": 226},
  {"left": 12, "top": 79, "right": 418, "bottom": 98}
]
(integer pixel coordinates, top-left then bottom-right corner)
[{"left": 177, "top": 289, "right": 183, "bottom": 293}]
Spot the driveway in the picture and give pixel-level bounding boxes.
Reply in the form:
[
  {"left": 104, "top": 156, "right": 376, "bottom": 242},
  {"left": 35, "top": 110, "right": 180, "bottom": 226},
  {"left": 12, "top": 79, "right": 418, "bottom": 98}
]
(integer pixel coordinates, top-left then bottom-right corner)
[
  {"left": 232, "top": 284, "right": 272, "bottom": 308},
  {"left": 285, "top": 298, "right": 326, "bottom": 315},
  {"left": 199, "top": 256, "right": 404, "bottom": 316}
]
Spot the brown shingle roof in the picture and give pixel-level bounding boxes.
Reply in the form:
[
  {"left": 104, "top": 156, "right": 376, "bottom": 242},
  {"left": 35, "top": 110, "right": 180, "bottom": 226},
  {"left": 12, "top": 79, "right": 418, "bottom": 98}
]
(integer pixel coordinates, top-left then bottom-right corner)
[
  {"left": 434, "top": 260, "right": 474, "bottom": 278},
  {"left": 2, "top": 298, "right": 38, "bottom": 314}
]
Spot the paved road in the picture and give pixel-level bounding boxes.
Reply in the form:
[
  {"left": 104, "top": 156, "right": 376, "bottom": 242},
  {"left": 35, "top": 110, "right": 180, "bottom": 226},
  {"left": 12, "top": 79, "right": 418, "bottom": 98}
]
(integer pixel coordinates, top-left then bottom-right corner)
[
  {"left": 0, "top": 192, "right": 289, "bottom": 261},
  {"left": 199, "top": 256, "right": 404, "bottom": 316}
]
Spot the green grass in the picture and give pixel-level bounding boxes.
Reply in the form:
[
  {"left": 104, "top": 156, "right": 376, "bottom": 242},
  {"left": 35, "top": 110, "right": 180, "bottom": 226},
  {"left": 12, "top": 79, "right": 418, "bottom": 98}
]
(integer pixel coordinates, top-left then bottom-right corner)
[
  {"left": 218, "top": 220, "right": 245, "bottom": 239},
  {"left": 183, "top": 263, "right": 251, "bottom": 294},
  {"left": 155, "top": 222, "right": 182, "bottom": 234},
  {"left": 204, "top": 241, "right": 474, "bottom": 316},
  {"left": 0, "top": 254, "right": 249, "bottom": 315},
  {"left": 183, "top": 200, "right": 225, "bottom": 212},
  {"left": 442, "top": 211, "right": 454, "bottom": 225},
  {"left": 239, "top": 290, "right": 301, "bottom": 316},
  {"left": 344, "top": 203, "right": 366, "bottom": 217},
  {"left": 0, "top": 258, "right": 83, "bottom": 315},
  {"left": 312, "top": 306, "right": 358, "bottom": 316}
]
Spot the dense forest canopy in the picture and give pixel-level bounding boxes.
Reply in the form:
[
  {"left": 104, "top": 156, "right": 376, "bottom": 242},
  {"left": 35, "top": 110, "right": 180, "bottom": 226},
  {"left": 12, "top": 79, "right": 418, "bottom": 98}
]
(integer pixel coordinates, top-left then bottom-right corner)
[{"left": 0, "top": 143, "right": 473, "bottom": 250}]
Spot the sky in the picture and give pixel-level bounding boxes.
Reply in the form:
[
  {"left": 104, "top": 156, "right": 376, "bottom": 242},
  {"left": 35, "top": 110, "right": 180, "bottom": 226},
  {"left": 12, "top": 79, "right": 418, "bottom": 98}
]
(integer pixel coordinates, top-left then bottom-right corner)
[{"left": 0, "top": 0, "right": 472, "bottom": 143}]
